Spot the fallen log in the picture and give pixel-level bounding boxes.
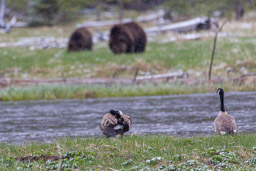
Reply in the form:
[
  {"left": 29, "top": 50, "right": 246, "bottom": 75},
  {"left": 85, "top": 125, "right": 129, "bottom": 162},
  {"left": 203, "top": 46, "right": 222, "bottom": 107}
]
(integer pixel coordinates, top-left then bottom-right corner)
[
  {"left": 0, "top": 30, "right": 233, "bottom": 49},
  {"left": 0, "top": 73, "right": 188, "bottom": 87},
  {"left": 0, "top": 37, "right": 68, "bottom": 49},
  {"left": 77, "top": 10, "right": 164, "bottom": 28},
  {"left": 0, "top": 78, "right": 132, "bottom": 87},
  {"left": 136, "top": 72, "right": 188, "bottom": 81},
  {"left": 93, "top": 17, "right": 218, "bottom": 43},
  {"left": 240, "top": 72, "right": 256, "bottom": 78},
  {"left": 13, "top": 21, "right": 28, "bottom": 28},
  {"left": 77, "top": 18, "right": 132, "bottom": 28},
  {"left": 0, "top": 16, "right": 16, "bottom": 33},
  {"left": 145, "top": 17, "right": 218, "bottom": 34},
  {"left": 154, "top": 32, "right": 233, "bottom": 44},
  {"left": 0, "top": 73, "right": 255, "bottom": 88}
]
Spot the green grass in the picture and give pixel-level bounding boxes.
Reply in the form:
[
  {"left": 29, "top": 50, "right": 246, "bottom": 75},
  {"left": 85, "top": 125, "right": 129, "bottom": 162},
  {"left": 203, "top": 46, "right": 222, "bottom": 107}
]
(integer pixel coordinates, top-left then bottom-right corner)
[
  {"left": 1, "top": 36, "right": 256, "bottom": 101},
  {"left": 0, "top": 81, "right": 256, "bottom": 101},
  {"left": 0, "top": 37, "right": 256, "bottom": 79},
  {"left": 1, "top": 134, "right": 256, "bottom": 170}
]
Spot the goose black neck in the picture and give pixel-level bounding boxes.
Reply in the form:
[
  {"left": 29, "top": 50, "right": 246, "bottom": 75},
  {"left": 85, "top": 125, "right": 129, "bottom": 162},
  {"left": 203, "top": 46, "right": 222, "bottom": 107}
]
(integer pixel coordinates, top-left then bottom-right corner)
[{"left": 219, "top": 92, "right": 225, "bottom": 112}]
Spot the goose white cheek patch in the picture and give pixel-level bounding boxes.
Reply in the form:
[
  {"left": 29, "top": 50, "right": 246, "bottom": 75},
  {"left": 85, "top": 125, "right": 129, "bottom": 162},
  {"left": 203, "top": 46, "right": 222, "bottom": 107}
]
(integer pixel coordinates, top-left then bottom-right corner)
[{"left": 220, "top": 131, "right": 227, "bottom": 135}]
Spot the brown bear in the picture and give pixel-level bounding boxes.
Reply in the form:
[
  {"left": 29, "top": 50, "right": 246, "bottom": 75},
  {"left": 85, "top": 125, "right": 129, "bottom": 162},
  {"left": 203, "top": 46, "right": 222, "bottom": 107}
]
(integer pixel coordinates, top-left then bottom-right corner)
[
  {"left": 67, "top": 27, "right": 93, "bottom": 52},
  {"left": 125, "top": 22, "right": 147, "bottom": 53},
  {"left": 109, "top": 22, "right": 147, "bottom": 54}
]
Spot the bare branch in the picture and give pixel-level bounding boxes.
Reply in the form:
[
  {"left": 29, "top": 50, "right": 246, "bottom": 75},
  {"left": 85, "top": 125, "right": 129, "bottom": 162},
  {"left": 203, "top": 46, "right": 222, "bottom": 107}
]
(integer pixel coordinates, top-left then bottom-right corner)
[{"left": 208, "top": 20, "right": 228, "bottom": 81}]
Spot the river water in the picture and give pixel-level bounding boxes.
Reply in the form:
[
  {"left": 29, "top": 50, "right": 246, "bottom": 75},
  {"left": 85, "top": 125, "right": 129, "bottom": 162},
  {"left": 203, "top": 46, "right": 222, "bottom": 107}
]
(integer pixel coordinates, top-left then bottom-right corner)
[{"left": 0, "top": 91, "right": 255, "bottom": 143}]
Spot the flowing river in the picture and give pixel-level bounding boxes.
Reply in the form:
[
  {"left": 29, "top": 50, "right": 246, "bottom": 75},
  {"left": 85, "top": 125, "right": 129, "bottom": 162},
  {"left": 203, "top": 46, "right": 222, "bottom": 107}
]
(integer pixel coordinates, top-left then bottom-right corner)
[{"left": 0, "top": 91, "right": 255, "bottom": 144}]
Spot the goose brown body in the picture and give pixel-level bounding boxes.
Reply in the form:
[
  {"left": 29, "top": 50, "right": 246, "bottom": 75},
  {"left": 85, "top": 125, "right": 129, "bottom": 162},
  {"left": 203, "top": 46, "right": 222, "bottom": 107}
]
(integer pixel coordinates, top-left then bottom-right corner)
[
  {"left": 214, "top": 88, "right": 237, "bottom": 135},
  {"left": 100, "top": 110, "right": 131, "bottom": 137},
  {"left": 214, "top": 111, "right": 237, "bottom": 135}
]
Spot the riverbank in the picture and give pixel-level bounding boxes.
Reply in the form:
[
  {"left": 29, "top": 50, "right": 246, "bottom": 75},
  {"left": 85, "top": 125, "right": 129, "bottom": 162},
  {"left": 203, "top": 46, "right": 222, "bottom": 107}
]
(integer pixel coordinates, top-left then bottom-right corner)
[
  {"left": 1, "top": 134, "right": 256, "bottom": 170},
  {"left": 0, "top": 80, "right": 256, "bottom": 101}
]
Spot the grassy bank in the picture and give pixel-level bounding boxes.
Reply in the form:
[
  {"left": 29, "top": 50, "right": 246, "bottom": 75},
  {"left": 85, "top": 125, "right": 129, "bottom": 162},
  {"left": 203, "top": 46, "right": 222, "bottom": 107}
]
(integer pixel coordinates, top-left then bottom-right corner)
[
  {"left": 1, "top": 22, "right": 256, "bottom": 101},
  {"left": 0, "top": 81, "right": 256, "bottom": 101},
  {"left": 1, "top": 134, "right": 256, "bottom": 170},
  {"left": 0, "top": 37, "right": 256, "bottom": 79}
]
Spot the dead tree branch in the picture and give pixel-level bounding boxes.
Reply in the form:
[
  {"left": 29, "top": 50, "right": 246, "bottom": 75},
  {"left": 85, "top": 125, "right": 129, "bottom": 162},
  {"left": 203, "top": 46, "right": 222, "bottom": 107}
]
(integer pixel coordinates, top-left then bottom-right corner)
[
  {"left": 208, "top": 20, "right": 228, "bottom": 81},
  {"left": 133, "top": 68, "right": 140, "bottom": 83}
]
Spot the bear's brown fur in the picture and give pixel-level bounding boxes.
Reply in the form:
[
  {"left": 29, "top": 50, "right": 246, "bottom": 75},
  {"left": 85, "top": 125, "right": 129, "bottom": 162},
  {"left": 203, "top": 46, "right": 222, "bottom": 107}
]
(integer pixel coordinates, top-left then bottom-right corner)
[
  {"left": 124, "top": 22, "right": 147, "bottom": 53},
  {"left": 109, "top": 22, "right": 147, "bottom": 54},
  {"left": 68, "top": 27, "right": 93, "bottom": 52}
]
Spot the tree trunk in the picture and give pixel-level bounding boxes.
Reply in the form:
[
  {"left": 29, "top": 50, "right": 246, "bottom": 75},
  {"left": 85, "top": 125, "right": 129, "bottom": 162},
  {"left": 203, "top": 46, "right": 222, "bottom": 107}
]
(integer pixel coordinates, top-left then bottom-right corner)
[
  {"left": 118, "top": 0, "right": 123, "bottom": 23},
  {"left": 96, "top": 0, "right": 102, "bottom": 21},
  {"left": 135, "top": 0, "right": 141, "bottom": 11},
  {"left": 235, "top": 0, "right": 244, "bottom": 20},
  {"left": 0, "top": 0, "right": 6, "bottom": 25}
]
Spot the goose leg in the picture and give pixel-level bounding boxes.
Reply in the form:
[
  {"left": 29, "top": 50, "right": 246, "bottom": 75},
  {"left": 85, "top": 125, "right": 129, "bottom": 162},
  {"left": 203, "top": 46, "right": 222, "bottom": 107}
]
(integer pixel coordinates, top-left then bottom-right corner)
[
  {"left": 115, "top": 128, "right": 125, "bottom": 136},
  {"left": 103, "top": 127, "right": 116, "bottom": 138}
]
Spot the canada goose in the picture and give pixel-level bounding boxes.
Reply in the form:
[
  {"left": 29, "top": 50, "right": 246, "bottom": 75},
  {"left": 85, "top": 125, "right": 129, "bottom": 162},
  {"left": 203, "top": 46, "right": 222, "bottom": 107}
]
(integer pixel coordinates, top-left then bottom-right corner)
[
  {"left": 100, "top": 110, "right": 131, "bottom": 138},
  {"left": 214, "top": 88, "right": 237, "bottom": 135}
]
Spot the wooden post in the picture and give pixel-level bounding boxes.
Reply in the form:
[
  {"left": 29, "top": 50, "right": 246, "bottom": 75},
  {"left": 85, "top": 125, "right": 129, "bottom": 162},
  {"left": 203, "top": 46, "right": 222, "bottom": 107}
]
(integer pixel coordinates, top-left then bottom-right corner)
[
  {"left": 208, "top": 20, "right": 228, "bottom": 81},
  {"left": 112, "top": 69, "right": 119, "bottom": 78}
]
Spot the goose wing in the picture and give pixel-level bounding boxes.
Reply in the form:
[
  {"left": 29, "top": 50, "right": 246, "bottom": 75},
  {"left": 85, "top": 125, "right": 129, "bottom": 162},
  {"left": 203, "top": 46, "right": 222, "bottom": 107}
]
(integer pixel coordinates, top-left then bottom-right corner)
[
  {"left": 120, "top": 114, "right": 131, "bottom": 132},
  {"left": 100, "top": 114, "right": 118, "bottom": 130}
]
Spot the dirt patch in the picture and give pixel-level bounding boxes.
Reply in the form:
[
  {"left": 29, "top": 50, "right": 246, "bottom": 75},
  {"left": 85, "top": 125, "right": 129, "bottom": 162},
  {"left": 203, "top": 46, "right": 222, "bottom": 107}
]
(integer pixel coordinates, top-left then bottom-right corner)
[
  {"left": 15, "top": 155, "right": 61, "bottom": 162},
  {"left": 85, "top": 91, "right": 96, "bottom": 98}
]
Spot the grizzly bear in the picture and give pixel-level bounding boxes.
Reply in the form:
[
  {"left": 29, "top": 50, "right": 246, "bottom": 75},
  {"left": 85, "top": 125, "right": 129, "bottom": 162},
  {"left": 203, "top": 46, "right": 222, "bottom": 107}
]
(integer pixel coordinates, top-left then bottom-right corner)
[
  {"left": 68, "top": 27, "right": 93, "bottom": 52},
  {"left": 109, "top": 22, "right": 147, "bottom": 54}
]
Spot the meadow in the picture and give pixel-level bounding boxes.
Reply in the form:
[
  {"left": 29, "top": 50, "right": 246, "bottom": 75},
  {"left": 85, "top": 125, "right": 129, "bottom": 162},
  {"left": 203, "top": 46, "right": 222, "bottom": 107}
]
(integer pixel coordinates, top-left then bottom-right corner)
[
  {"left": 1, "top": 134, "right": 256, "bottom": 170},
  {"left": 0, "top": 34, "right": 256, "bottom": 101},
  {"left": 0, "top": 5, "right": 255, "bottom": 171},
  {"left": 1, "top": 37, "right": 256, "bottom": 79},
  {"left": 0, "top": 5, "right": 256, "bottom": 101}
]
